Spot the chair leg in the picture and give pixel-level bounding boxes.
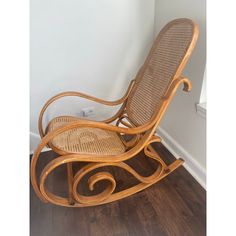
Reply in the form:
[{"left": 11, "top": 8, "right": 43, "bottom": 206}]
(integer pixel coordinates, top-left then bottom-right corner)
[
  {"left": 38, "top": 153, "right": 184, "bottom": 207},
  {"left": 66, "top": 163, "right": 75, "bottom": 205},
  {"left": 36, "top": 137, "right": 184, "bottom": 207}
]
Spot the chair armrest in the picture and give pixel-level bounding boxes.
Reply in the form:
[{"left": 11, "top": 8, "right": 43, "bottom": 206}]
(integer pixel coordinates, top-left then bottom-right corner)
[
  {"left": 38, "top": 79, "right": 136, "bottom": 138},
  {"left": 162, "top": 76, "right": 192, "bottom": 101},
  {"left": 44, "top": 119, "right": 145, "bottom": 142}
]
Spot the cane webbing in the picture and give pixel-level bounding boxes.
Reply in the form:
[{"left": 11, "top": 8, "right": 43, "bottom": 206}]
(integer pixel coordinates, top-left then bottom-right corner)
[
  {"left": 126, "top": 19, "right": 195, "bottom": 126},
  {"left": 47, "top": 116, "right": 126, "bottom": 155}
]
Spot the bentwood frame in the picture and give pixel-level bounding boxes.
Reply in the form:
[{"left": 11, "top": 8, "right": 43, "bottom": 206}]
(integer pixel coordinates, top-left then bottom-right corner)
[{"left": 31, "top": 18, "right": 199, "bottom": 207}]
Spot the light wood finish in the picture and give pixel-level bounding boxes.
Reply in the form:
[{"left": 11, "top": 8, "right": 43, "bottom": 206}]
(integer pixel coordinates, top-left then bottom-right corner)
[
  {"left": 31, "top": 18, "right": 199, "bottom": 207},
  {"left": 46, "top": 116, "right": 126, "bottom": 155},
  {"left": 66, "top": 163, "right": 75, "bottom": 205},
  {"left": 30, "top": 144, "right": 206, "bottom": 236},
  {"left": 38, "top": 79, "right": 136, "bottom": 139}
]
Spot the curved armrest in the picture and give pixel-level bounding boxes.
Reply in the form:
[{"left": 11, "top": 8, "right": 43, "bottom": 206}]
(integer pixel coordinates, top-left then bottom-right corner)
[
  {"left": 162, "top": 76, "right": 192, "bottom": 101},
  {"left": 38, "top": 79, "right": 136, "bottom": 138},
  {"left": 47, "top": 119, "right": 146, "bottom": 140}
]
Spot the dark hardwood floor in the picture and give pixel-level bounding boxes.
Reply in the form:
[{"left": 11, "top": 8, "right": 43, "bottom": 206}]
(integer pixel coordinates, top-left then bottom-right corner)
[{"left": 30, "top": 143, "right": 206, "bottom": 236}]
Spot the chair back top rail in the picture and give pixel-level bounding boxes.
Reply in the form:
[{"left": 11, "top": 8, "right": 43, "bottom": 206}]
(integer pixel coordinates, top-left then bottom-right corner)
[{"left": 126, "top": 18, "right": 199, "bottom": 127}]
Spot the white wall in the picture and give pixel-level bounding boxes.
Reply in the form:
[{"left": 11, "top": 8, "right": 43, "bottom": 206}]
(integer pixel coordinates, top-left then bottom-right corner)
[
  {"left": 31, "top": 0, "right": 206, "bottom": 187},
  {"left": 30, "top": 0, "right": 155, "bottom": 152},
  {"left": 200, "top": 69, "right": 206, "bottom": 104},
  {"left": 154, "top": 0, "right": 206, "bottom": 187}
]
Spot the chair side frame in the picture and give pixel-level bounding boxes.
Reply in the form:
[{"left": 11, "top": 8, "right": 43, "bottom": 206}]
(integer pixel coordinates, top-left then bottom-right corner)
[
  {"left": 31, "top": 76, "right": 192, "bottom": 207},
  {"left": 31, "top": 18, "right": 199, "bottom": 207}
]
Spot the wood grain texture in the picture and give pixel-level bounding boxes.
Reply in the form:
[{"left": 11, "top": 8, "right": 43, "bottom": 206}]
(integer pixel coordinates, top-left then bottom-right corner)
[
  {"left": 31, "top": 18, "right": 199, "bottom": 207},
  {"left": 30, "top": 143, "right": 206, "bottom": 236}
]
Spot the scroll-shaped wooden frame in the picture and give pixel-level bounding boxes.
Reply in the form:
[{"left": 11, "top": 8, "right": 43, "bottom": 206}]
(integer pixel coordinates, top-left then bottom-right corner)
[{"left": 31, "top": 18, "right": 199, "bottom": 207}]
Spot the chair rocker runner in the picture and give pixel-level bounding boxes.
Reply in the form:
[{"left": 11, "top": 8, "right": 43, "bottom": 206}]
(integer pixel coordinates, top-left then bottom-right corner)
[{"left": 31, "top": 18, "right": 199, "bottom": 207}]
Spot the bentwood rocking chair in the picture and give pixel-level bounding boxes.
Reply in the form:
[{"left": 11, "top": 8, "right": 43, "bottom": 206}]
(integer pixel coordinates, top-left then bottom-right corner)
[{"left": 31, "top": 18, "right": 199, "bottom": 207}]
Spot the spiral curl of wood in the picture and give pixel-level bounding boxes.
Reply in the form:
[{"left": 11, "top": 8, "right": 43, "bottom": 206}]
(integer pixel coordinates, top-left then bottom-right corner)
[
  {"left": 31, "top": 116, "right": 184, "bottom": 207},
  {"left": 31, "top": 136, "right": 177, "bottom": 207}
]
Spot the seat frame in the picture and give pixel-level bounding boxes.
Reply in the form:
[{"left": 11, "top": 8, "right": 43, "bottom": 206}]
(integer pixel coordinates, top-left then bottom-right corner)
[{"left": 31, "top": 18, "right": 199, "bottom": 207}]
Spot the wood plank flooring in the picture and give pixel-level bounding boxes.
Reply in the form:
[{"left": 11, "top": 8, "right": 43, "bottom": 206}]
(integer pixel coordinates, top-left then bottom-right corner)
[{"left": 30, "top": 143, "right": 206, "bottom": 236}]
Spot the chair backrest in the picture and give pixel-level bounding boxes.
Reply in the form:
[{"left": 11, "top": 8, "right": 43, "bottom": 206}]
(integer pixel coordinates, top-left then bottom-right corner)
[{"left": 126, "top": 18, "right": 199, "bottom": 126}]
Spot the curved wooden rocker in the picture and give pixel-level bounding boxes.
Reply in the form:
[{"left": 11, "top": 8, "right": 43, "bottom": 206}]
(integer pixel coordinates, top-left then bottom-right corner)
[{"left": 31, "top": 18, "right": 199, "bottom": 207}]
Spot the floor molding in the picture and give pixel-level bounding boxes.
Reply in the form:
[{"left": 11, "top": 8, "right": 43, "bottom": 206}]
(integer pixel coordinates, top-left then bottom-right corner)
[
  {"left": 157, "top": 127, "right": 206, "bottom": 189},
  {"left": 30, "top": 132, "right": 51, "bottom": 154}
]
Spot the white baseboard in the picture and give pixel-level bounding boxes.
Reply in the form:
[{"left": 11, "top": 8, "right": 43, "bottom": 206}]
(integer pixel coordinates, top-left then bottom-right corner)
[
  {"left": 30, "top": 132, "right": 51, "bottom": 154},
  {"left": 157, "top": 127, "right": 206, "bottom": 189}
]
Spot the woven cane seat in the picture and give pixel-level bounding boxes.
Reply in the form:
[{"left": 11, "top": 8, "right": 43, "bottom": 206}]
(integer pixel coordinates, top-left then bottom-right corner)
[{"left": 47, "top": 116, "right": 126, "bottom": 155}]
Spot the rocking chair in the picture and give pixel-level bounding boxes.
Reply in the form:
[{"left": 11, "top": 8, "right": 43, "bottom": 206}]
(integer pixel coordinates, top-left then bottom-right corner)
[{"left": 31, "top": 18, "right": 199, "bottom": 207}]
